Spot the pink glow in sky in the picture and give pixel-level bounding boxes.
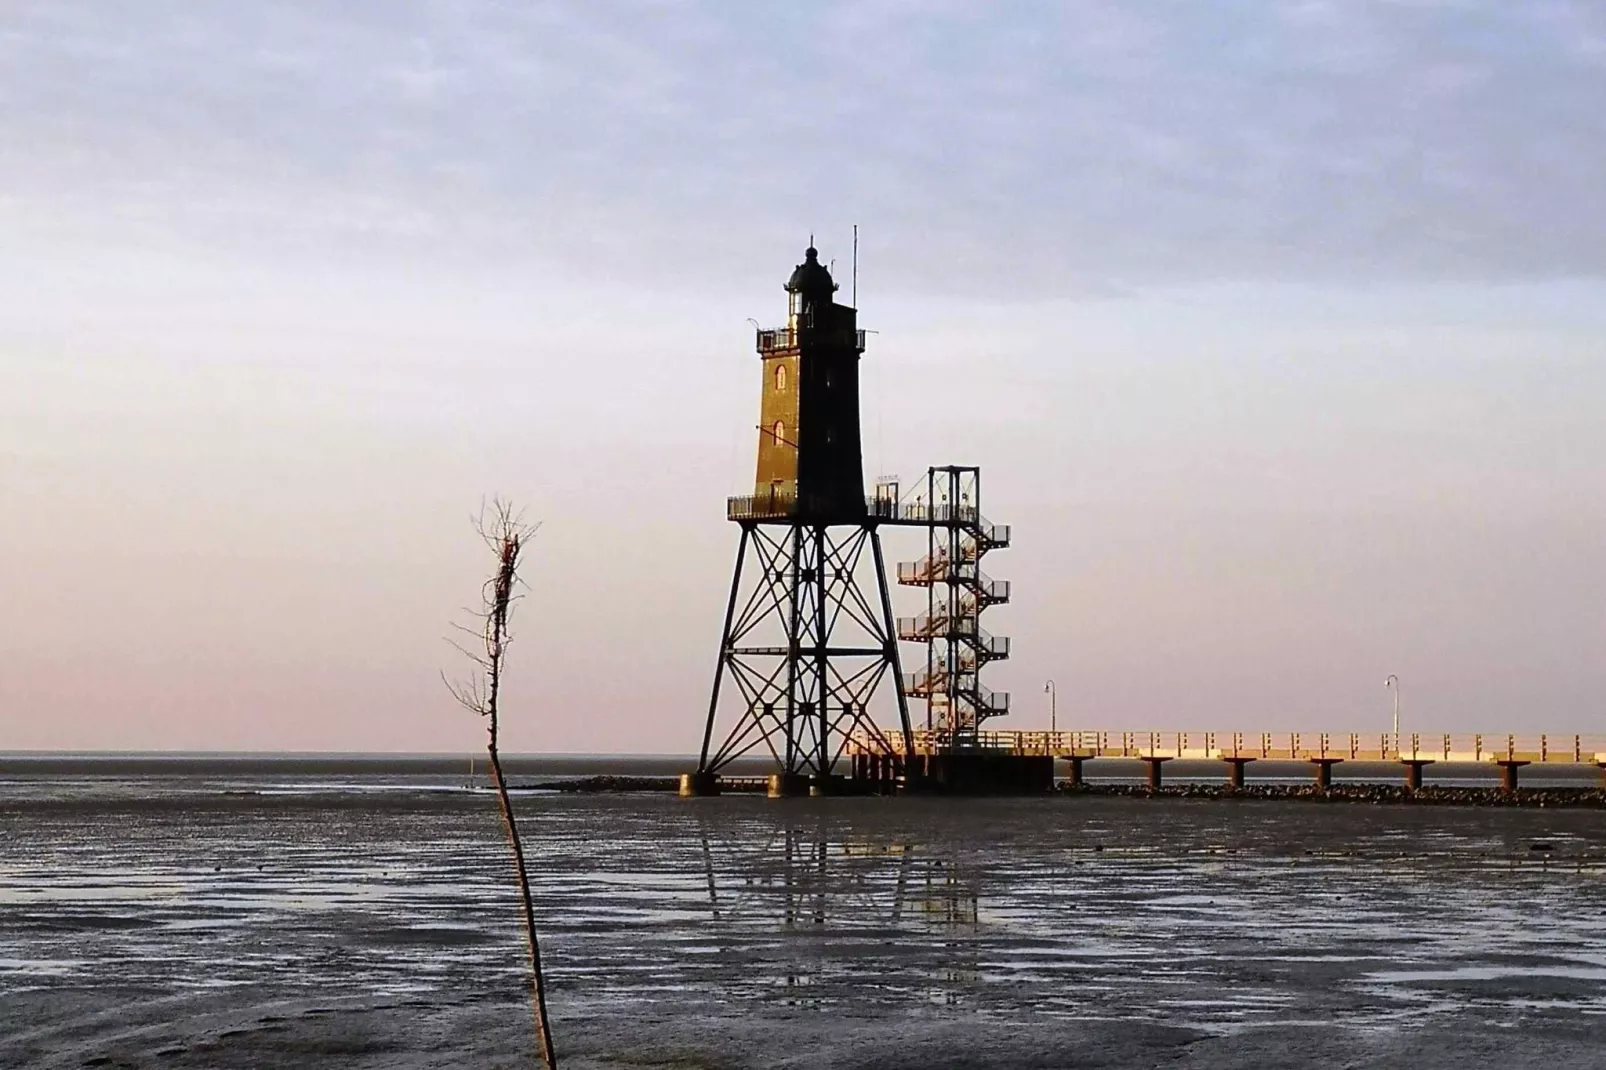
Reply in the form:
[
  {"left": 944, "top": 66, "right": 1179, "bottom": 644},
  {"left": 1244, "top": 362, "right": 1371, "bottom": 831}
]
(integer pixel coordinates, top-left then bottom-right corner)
[{"left": 3, "top": 2, "right": 1604, "bottom": 752}]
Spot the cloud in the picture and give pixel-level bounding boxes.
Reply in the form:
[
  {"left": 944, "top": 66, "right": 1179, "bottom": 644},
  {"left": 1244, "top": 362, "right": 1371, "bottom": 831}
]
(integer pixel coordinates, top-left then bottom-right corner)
[{"left": 1, "top": 0, "right": 1603, "bottom": 296}]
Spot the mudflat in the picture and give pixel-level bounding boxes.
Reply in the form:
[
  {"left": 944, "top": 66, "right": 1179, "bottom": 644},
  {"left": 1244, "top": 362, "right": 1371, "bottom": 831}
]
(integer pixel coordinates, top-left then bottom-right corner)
[{"left": 3, "top": 764, "right": 1605, "bottom": 1068}]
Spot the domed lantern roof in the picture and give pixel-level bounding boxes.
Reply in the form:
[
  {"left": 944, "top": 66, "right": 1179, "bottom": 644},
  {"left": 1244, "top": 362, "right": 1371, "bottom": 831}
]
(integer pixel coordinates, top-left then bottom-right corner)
[{"left": 784, "top": 246, "right": 838, "bottom": 299}]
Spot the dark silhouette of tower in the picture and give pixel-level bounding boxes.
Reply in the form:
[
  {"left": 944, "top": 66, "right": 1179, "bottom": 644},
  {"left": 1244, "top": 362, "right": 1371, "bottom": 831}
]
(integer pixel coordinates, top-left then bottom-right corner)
[
  {"left": 750, "top": 246, "right": 867, "bottom": 521},
  {"left": 689, "top": 247, "right": 913, "bottom": 796}
]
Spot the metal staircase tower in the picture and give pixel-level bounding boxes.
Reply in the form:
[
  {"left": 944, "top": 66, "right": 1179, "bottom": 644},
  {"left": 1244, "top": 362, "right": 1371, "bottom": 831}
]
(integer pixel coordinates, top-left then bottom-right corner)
[{"left": 895, "top": 466, "right": 1012, "bottom": 748}]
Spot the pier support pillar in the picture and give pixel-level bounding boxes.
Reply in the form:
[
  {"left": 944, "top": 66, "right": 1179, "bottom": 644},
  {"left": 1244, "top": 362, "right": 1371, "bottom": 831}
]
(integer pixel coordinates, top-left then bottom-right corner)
[
  {"left": 877, "top": 755, "right": 906, "bottom": 795},
  {"left": 1401, "top": 760, "right": 1435, "bottom": 792},
  {"left": 1063, "top": 756, "right": 1086, "bottom": 789},
  {"left": 1141, "top": 757, "right": 1172, "bottom": 791},
  {"left": 1496, "top": 760, "right": 1530, "bottom": 794},
  {"left": 851, "top": 754, "right": 898, "bottom": 795},
  {"left": 1599, "top": 763, "right": 1606, "bottom": 790},
  {"left": 767, "top": 773, "right": 811, "bottom": 798},
  {"left": 1308, "top": 758, "right": 1343, "bottom": 792},
  {"left": 1222, "top": 757, "right": 1255, "bottom": 790},
  {"left": 679, "top": 772, "right": 721, "bottom": 797}
]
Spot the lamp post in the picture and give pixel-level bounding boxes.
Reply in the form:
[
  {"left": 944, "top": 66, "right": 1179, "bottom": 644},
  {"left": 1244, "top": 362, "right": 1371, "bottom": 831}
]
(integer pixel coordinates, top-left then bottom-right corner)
[
  {"left": 1385, "top": 675, "right": 1400, "bottom": 755},
  {"left": 1044, "top": 679, "right": 1057, "bottom": 736}
]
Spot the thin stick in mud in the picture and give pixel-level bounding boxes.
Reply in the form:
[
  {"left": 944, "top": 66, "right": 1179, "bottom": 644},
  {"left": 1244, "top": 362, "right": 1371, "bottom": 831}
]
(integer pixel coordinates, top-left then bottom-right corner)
[{"left": 443, "top": 498, "right": 558, "bottom": 1070}]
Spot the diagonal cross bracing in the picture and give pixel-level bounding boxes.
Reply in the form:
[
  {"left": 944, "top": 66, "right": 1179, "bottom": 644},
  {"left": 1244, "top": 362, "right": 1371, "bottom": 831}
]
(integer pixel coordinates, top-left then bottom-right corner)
[{"left": 699, "top": 522, "right": 914, "bottom": 778}]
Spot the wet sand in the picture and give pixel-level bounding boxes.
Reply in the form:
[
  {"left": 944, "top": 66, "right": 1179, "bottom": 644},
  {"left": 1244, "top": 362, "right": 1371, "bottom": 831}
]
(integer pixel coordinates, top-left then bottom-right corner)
[{"left": 4, "top": 767, "right": 1606, "bottom": 1067}]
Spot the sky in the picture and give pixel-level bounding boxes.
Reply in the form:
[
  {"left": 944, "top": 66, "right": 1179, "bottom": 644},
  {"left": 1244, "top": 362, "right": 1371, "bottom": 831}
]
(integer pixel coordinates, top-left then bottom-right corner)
[{"left": 2, "top": 0, "right": 1604, "bottom": 753}]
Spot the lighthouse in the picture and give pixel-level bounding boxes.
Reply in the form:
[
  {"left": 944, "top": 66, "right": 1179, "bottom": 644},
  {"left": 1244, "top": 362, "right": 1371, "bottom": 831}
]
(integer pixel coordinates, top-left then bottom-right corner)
[
  {"left": 689, "top": 246, "right": 910, "bottom": 797},
  {"left": 684, "top": 246, "right": 1014, "bottom": 797}
]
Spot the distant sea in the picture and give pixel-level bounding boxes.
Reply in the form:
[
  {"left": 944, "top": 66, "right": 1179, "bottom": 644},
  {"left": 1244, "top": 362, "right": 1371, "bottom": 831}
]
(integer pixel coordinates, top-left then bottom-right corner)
[
  {"left": 0, "top": 751, "right": 741, "bottom": 777},
  {"left": 2, "top": 750, "right": 1597, "bottom": 789},
  {"left": 4, "top": 754, "right": 1606, "bottom": 1068}
]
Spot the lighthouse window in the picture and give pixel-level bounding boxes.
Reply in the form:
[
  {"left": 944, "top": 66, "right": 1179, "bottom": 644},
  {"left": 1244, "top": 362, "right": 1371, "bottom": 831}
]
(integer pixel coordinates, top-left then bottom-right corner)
[
  {"left": 772, "top": 421, "right": 786, "bottom": 447},
  {"left": 774, "top": 364, "right": 787, "bottom": 392}
]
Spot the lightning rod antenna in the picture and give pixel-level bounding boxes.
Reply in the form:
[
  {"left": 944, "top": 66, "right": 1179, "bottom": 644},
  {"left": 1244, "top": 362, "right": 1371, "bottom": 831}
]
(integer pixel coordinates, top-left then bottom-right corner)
[{"left": 852, "top": 224, "right": 859, "bottom": 307}]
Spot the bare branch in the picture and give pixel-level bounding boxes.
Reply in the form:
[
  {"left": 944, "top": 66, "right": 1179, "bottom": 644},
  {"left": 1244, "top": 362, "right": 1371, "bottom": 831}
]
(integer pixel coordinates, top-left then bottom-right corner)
[
  {"left": 440, "top": 669, "right": 489, "bottom": 717},
  {"left": 441, "top": 495, "right": 556, "bottom": 1069}
]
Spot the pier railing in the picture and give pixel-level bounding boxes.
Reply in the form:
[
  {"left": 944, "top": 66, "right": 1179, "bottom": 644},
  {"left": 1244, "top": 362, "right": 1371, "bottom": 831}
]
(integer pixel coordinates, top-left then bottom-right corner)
[{"left": 849, "top": 729, "right": 1606, "bottom": 765}]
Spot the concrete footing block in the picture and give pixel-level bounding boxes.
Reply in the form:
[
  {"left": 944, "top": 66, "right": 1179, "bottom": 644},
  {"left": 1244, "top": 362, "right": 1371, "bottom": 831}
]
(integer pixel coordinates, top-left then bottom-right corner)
[
  {"left": 678, "top": 772, "right": 721, "bottom": 797},
  {"left": 767, "top": 773, "right": 811, "bottom": 798}
]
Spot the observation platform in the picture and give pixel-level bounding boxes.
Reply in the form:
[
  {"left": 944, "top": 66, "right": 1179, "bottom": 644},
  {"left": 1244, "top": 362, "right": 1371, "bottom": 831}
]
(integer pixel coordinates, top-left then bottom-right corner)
[
  {"left": 755, "top": 325, "right": 867, "bottom": 353},
  {"left": 726, "top": 493, "right": 1012, "bottom": 542}
]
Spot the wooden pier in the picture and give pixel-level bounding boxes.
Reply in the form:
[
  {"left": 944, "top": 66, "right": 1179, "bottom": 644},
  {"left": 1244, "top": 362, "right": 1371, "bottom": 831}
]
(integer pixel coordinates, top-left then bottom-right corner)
[{"left": 848, "top": 730, "right": 1606, "bottom": 792}]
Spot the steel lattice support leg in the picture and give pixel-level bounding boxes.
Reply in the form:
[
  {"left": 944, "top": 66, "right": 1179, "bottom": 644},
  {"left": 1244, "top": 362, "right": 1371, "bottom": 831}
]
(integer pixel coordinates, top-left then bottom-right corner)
[
  {"left": 698, "top": 525, "right": 751, "bottom": 773},
  {"left": 871, "top": 528, "right": 915, "bottom": 758},
  {"left": 696, "top": 523, "right": 909, "bottom": 786}
]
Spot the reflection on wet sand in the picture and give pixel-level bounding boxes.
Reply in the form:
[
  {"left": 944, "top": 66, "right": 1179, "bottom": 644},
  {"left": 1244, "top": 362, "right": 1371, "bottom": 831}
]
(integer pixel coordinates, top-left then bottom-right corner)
[
  {"left": 5, "top": 775, "right": 1606, "bottom": 1067},
  {"left": 694, "top": 823, "right": 982, "bottom": 1001}
]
